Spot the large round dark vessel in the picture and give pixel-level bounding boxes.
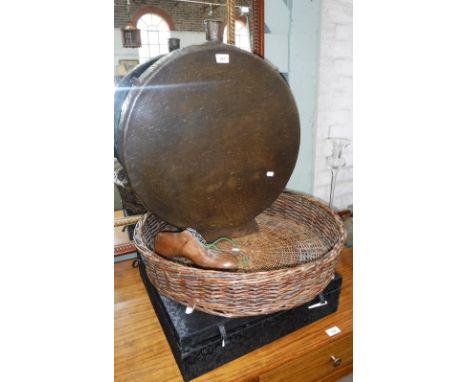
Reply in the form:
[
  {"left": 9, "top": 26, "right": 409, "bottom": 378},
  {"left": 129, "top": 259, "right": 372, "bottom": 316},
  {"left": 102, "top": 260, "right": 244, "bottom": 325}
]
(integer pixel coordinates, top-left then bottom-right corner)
[{"left": 116, "top": 42, "right": 300, "bottom": 232}]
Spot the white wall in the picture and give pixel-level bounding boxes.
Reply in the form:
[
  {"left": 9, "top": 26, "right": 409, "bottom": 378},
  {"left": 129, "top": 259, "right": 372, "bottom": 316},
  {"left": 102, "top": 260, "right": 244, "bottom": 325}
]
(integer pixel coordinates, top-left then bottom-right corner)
[
  {"left": 314, "top": 0, "right": 353, "bottom": 209},
  {"left": 264, "top": 1, "right": 322, "bottom": 195},
  {"left": 264, "top": 0, "right": 353, "bottom": 210},
  {"left": 264, "top": 0, "right": 290, "bottom": 73},
  {"left": 286, "top": 0, "right": 323, "bottom": 195}
]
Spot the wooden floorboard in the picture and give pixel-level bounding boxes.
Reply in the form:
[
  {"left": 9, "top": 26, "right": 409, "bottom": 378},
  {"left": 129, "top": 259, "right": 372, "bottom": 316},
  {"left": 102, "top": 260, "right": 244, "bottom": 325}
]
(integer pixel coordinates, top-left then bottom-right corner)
[{"left": 115, "top": 248, "right": 353, "bottom": 381}]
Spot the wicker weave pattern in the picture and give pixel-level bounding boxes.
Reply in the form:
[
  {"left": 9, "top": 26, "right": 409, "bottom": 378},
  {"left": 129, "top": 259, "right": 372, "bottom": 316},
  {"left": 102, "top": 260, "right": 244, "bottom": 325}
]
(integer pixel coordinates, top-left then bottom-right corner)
[
  {"left": 134, "top": 191, "right": 346, "bottom": 317},
  {"left": 114, "top": 163, "right": 147, "bottom": 214}
]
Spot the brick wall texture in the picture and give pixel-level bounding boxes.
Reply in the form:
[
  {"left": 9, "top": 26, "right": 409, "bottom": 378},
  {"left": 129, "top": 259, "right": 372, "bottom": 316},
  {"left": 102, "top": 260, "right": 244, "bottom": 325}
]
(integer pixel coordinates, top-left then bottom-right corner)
[
  {"left": 115, "top": 0, "right": 252, "bottom": 32},
  {"left": 314, "top": 0, "right": 353, "bottom": 210}
]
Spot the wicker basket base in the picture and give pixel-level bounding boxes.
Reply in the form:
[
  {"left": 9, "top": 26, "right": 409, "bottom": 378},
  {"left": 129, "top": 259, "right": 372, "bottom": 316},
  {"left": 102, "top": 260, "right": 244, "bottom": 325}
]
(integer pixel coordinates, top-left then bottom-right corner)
[{"left": 134, "top": 191, "right": 346, "bottom": 317}]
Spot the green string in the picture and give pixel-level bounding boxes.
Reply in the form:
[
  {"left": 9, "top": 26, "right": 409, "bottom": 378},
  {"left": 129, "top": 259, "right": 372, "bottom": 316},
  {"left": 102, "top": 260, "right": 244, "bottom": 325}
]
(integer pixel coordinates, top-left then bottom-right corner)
[{"left": 205, "top": 236, "right": 250, "bottom": 267}]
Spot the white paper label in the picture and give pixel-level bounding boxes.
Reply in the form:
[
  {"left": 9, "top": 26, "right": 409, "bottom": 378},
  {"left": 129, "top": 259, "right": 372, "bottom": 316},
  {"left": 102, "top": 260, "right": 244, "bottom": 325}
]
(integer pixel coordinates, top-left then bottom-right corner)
[
  {"left": 216, "top": 54, "right": 230, "bottom": 64},
  {"left": 325, "top": 326, "right": 341, "bottom": 337},
  {"left": 185, "top": 306, "right": 194, "bottom": 314}
]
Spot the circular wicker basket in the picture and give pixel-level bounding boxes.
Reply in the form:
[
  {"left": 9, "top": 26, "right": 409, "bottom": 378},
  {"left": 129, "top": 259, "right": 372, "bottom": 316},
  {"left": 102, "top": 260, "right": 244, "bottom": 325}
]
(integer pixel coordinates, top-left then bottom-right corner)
[{"left": 134, "top": 191, "right": 346, "bottom": 317}]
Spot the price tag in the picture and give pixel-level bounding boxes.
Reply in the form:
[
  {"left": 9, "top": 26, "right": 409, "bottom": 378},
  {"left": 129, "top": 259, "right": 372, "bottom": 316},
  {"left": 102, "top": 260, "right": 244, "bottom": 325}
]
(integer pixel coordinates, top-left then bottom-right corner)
[
  {"left": 325, "top": 326, "right": 341, "bottom": 337},
  {"left": 185, "top": 306, "right": 194, "bottom": 314},
  {"left": 215, "top": 54, "right": 230, "bottom": 64}
]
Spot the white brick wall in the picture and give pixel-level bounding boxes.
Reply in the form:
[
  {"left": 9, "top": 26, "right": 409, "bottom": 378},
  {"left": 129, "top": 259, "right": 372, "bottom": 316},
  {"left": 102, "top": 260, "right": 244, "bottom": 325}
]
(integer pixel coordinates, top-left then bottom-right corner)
[{"left": 314, "top": 0, "right": 353, "bottom": 209}]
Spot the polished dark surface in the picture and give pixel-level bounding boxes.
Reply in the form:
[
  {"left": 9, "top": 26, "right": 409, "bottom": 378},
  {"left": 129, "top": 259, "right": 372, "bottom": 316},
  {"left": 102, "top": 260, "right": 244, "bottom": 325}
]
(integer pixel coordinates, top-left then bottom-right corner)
[
  {"left": 114, "top": 54, "right": 164, "bottom": 160},
  {"left": 120, "top": 43, "right": 300, "bottom": 231},
  {"left": 138, "top": 260, "right": 342, "bottom": 382}
]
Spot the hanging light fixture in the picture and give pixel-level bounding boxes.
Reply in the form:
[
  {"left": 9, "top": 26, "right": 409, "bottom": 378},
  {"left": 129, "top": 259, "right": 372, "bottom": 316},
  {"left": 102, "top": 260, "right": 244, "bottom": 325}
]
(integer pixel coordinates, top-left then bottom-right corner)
[{"left": 121, "top": 0, "right": 141, "bottom": 48}]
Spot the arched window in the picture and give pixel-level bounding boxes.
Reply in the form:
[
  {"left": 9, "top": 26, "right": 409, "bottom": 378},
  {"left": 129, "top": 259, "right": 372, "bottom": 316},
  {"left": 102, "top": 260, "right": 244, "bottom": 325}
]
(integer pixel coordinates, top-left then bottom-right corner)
[
  {"left": 137, "top": 13, "right": 171, "bottom": 63},
  {"left": 223, "top": 19, "right": 251, "bottom": 52}
]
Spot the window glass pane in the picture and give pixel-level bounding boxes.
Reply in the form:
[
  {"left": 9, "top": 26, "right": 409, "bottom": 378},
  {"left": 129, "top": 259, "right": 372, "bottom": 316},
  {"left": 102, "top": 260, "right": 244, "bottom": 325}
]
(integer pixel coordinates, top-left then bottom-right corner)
[
  {"left": 223, "top": 21, "right": 250, "bottom": 51},
  {"left": 149, "top": 45, "right": 160, "bottom": 57},
  {"left": 138, "top": 45, "right": 150, "bottom": 58},
  {"left": 138, "top": 15, "right": 149, "bottom": 28},
  {"left": 159, "top": 31, "right": 170, "bottom": 45},
  {"left": 140, "top": 30, "right": 149, "bottom": 44},
  {"left": 153, "top": 15, "right": 162, "bottom": 27},
  {"left": 137, "top": 13, "right": 171, "bottom": 62},
  {"left": 148, "top": 31, "right": 159, "bottom": 44},
  {"left": 153, "top": 14, "right": 162, "bottom": 25},
  {"left": 142, "top": 14, "right": 152, "bottom": 25},
  {"left": 239, "top": 35, "right": 251, "bottom": 51},
  {"left": 158, "top": 22, "right": 169, "bottom": 31},
  {"left": 137, "top": 19, "right": 147, "bottom": 29}
]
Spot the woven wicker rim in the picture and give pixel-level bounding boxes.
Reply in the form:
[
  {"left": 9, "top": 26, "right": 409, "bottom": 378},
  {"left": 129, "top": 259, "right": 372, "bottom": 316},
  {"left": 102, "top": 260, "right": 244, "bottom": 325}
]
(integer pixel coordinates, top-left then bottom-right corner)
[{"left": 134, "top": 191, "right": 346, "bottom": 317}]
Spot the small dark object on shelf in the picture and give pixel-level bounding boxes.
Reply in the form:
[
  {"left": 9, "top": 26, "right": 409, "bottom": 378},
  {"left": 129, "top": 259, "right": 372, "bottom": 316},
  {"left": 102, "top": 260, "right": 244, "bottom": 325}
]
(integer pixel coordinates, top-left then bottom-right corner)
[{"left": 168, "top": 37, "right": 181, "bottom": 51}]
